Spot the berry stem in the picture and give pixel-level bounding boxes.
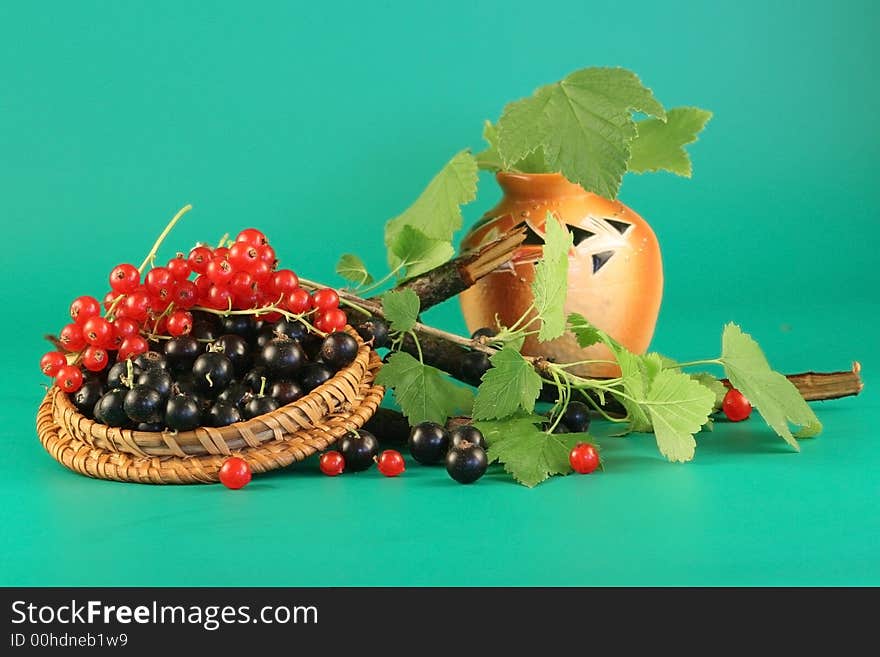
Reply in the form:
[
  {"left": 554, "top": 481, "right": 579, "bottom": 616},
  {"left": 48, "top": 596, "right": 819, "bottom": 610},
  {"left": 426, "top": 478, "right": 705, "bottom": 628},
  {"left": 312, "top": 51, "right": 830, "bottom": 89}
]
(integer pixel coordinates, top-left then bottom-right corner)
[{"left": 138, "top": 204, "right": 193, "bottom": 274}]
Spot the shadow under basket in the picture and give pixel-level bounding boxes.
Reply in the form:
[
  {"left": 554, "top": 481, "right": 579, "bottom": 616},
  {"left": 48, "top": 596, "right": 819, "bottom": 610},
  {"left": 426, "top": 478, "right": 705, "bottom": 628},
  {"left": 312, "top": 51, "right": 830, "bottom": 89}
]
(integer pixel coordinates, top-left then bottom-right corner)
[{"left": 35, "top": 328, "right": 385, "bottom": 484}]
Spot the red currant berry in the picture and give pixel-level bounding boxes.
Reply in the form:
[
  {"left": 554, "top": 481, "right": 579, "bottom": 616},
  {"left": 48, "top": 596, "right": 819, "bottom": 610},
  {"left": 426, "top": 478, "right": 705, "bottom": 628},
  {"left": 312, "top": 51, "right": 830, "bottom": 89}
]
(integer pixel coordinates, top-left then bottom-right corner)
[
  {"left": 193, "top": 275, "right": 212, "bottom": 302},
  {"left": 722, "top": 388, "right": 752, "bottom": 422},
  {"left": 206, "top": 258, "right": 235, "bottom": 287},
  {"left": 188, "top": 245, "right": 213, "bottom": 274},
  {"left": 219, "top": 457, "right": 252, "bottom": 489},
  {"left": 284, "top": 288, "right": 312, "bottom": 314},
  {"left": 228, "top": 241, "right": 260, "bottom": 273},
  {"left": 269, "top": 269, "right": 299, "bottom": 298},
  {"left": 214, "top": 246, "right": 230, "bottom": 260},
  {"left": 377, "top": 450, "right": 406, "bottom": 477},
  {"left": 250, "top": 260, "right": 272, "bottom": 284},
  {"left": 144, "top": 267, "right": 174, "bottom": 296},
  {"left": 55, "top": 365, "right": 84, "bottom": 393},
  {"left": 166, "top": 310, "right": 194, "bottom": 337},
  {"left": 59, "top": 323, "right": 86, "bottom": 352},
  {"left": 103, "top": 291, "right": 121, "bottom": 312},
  {"left": 258, "top": 244, "right": 276, "bottom": 268},
  {"left": 69, "top": 295, "right": 101, "bottom": 325},
  {"left": 235, "top": 228, "right": 267, "bottom": 247},
  {"left": 82, "top": 346, "right": 109, "bottom": 372},
  {"left": 109, "top": 263, "right": 140, "bottom": 294},
  {"left": 312, "top": 288, "right": 340, "bottom": 311},
  {"left": 118, "top": 335, "right": 149, "bottom": 361},
  {"left": 166, "top": 255, "right": 192, "bottom": 281},
  {"left": 316, "top": 308, "right": 347, "bottom": 333},
  {"left": 173, "top": 280, "right": 198, "bottom": 309},
  {"left": 120, "top": 290, "right": 151, "bottom": 322},
  {"left": 569, "top": 443, "right": 600, "bottom": 475},
  {"left": 206, "top": 285, "right": 232, "bottom": 310},
  {"left": 149, "top": 294, "right": 171, "bottom": 314},
  {"left": 229, "top": 271, "right": 256, "bottom": 298},
  {"left": 319, "top": 451, "right": 345, "bottom": 476},
  {"left": 40, "top": 351, "right": 67, "bottom": 377},
  {"left": 82, "top": 316, "right": 113, "bottom": 347},
  {"left": 112, "top": 317, "right": 139, "bottom": 338}
]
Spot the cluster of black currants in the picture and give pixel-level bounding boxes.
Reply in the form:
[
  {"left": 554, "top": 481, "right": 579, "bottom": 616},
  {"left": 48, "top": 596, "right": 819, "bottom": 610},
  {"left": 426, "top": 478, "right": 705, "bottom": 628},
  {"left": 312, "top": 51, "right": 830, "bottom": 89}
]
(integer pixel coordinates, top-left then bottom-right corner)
[
  {"left": 69, "top": 311, "right": 363, "bottom": 432},
  {"left": 408, "top": 421, "right": 488, "bottom": 484}
]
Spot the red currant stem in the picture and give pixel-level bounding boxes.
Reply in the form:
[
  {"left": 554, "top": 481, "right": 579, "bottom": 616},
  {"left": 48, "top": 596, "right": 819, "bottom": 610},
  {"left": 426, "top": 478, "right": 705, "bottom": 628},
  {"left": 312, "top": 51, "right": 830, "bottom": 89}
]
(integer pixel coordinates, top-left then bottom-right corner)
[
  {"left": 190, "top": 303, "right": 326, "bottom": 337},
  {"left": 258, "top": 376, "right": 266, "bottom": 397},
  {"left": 670, "top": 358, "right": 723, "bottom": 369},
  {"left": 575, "top": 388, "right": 628, "bottom": 423},
  {"left": 137, "top": 204, "right": 193, "bottom": 274},
  {"left": 144, "top": 302, "right": 175, "bottom": 340},
  {"left": 216, "top": 232, "right": 229, "bottom": 249},
  {"left": 104, "top": 293, "right": 126, "bottom": 321}
]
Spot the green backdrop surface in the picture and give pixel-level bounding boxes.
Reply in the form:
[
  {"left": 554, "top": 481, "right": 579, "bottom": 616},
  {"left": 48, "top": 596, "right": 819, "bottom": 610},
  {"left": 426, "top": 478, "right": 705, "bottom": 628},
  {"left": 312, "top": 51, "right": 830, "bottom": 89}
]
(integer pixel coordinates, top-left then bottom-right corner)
[{"left": 1, "top": 1, "right": 877, "bottom": 586}]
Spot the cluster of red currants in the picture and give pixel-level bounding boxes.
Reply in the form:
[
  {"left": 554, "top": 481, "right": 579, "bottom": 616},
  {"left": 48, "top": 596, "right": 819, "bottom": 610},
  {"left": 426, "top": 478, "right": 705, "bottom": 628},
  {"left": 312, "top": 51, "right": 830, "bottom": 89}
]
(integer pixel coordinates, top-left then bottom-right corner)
[{"left": 39, "top": 228, "right": 347, "bottom": 394}]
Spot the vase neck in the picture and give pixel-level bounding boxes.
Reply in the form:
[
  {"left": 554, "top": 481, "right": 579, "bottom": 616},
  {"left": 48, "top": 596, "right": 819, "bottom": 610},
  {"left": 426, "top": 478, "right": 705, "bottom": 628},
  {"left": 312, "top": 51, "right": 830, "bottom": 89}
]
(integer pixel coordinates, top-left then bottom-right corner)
[{"left": 496, "top": 172, "right": 586, "bottom": 200}]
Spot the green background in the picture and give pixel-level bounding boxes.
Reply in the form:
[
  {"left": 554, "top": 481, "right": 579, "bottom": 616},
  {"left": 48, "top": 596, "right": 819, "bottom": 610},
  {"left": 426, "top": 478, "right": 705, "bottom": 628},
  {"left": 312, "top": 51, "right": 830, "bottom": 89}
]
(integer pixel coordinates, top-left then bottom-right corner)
[{"left": 1, "top": 1, "right": 877, "bottom": 586}]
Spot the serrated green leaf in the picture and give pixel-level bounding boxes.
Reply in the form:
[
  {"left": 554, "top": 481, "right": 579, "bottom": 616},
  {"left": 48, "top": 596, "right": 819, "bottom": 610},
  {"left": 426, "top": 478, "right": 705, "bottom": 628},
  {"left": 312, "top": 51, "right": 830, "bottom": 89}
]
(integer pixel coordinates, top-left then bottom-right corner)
[
  {"left": 532, "top": 214, "right": 572, "bottom": 342},
  {"left": 645, "top": 368, "right": 716, "bottom": 462},
  {"left": 384, "top": 150, "right": 478, "bottom": 270},
  {"left": 629, "top": 107, "right": 712, "bottom": 177},
  {"left": 335, "top": 253, "right": 374, "bottom": 287},
  {"left": 381, "top": 289, "right": 420, "bottom": 334},
  {"left": 474, "top": 121, "right": 504, "bottom": 171},
  {"left": 721, "top": 323, "right": 822, "bottom": 449},
  {"left": 472, "top": 347, "right": 543, "bottom": 420},
  {"left": 375, "top": 352, "right": 473, "bottom": 425},
  {"left": 567, "top": 312, "right": 606, "bottom": 348},
  {"left": 496, "top": 67, "right": 666, "bottom": 199},
  {"left": 690, "top": 372, "right": 727, "bottom": 409},
  {"left": 477, "top": 415, "right": 587, "bottom": 487},
  {"left": 388, "top": 225, "right": 455, "bottom": 280},
  {"left": 616, "top": 350, "right": 663, "bottom": 432}
]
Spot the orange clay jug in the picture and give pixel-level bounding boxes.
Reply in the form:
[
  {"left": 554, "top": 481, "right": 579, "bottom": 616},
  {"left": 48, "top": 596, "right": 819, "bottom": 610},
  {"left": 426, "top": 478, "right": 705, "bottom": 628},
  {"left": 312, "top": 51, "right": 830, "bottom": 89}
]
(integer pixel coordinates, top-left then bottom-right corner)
[{"left": 459, "top": 172, "right": 663, "bottom": 377}]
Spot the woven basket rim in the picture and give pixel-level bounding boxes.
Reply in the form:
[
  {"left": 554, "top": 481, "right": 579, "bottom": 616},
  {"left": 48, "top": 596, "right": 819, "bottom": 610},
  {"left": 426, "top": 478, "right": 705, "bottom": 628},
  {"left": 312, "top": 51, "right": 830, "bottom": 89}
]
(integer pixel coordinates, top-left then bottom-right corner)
[{"left": 52, "top": 325, "right": 380, "bottom": 458}]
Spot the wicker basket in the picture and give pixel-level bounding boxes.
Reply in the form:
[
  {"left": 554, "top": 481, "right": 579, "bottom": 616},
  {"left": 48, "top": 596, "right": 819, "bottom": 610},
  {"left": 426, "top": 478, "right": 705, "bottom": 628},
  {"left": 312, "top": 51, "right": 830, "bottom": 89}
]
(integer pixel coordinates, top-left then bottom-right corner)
[{"left": 35, "top": 328, "right": 384, "bottom": 484}]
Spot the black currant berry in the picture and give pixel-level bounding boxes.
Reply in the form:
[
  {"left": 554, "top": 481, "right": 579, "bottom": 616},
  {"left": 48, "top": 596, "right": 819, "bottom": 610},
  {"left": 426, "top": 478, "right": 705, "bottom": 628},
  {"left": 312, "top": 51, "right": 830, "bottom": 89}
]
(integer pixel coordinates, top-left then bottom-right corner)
[
  {"left": 133, "top": 350, "right": 167, "bottom": 371},
  {"left": 192, "top": 352, "right": 234, "bottom": 394},
  {"left": 450, "top": 425, "right": 487, "bottom": 450},
  {"left": 136, "top": 368, "right": 173, "bottom": 400},
  {"left": 211, "top": 334, "right": 252, "bottom": 376},
  {"left": 298, "top": 363, "right": 334, "bottom": 392},
  {"left": 191, "top": 311, "right": 221, "bottom": 342},
  {"left": 260, "top": 337, "right": 305, "bottom": 378},
  {"left": 446, "top": 442, "right": 488, "bottom": 484},
  {"left": 136, "top": 421, "right": 164, "bottom": 432},
  {"left": 269, "top": 380, "right": 303, "bottom": 405},
  {"left": 93, "top": 389, "right": 129, "bottom": 427},
  {"left": 207, "top": 401, "right": 242, "bottom": 427},
  {"left": 320, "top": 332, "right": 359, "bottom": 370},
  {"left": 243, "top": 367, "right": 269, "bottom": 391},
  {"left": 471, "top": 327, "right": 498, "bottom": 341},
  {"left": 174, "top": 372, "right": 198, "bottom": 395},
  {"left": 164, "top": 336, "right": 201, "bottom": 372},
  {"left": 253, "top": 324, "right": 279, "bottom": 350},
  {"left": 274, "top": 319, "right": 309, "bottom": 342},
  {"left": 72, "top": 379, "right": 104, "bottom": 418},
  {"left": 165, "top": 394, "right": 201, "bottom": 431},
  {"left": 299, "top": 333, "right": 323, "bottom": 360},
  {"left": 123, "top": 385, "right": 164, "bottom": 423},
  {"left": 339, "top": 430, "right": 379, "bottom": 472},
  {"left": 408, "top": 421, "right": 450, "bottom": 465},
  {"left": 243, "top": 395, "right": 280, "bottom": 419},
  {"left": 220, "top": 314, "right": 257, "bottom": 340},
  {"left": 459, "top": 351, "right": 492, "bottom": 385},
  {"left": 355, "top": 317, "right": 389, "bottom": 348},
  {"left": 561, "top": 401, "right": 591, "bottom": 433},
  {"left": 107, "top": 361, "right": 142, "bottom": 389},
  {"left": 216, "top": 380, "right": 251, "bottom": 408}
]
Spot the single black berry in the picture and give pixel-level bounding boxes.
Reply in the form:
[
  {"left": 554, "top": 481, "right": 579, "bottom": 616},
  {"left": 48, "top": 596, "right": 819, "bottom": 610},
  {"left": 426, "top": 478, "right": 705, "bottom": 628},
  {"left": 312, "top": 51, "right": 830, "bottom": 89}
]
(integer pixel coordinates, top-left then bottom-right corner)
[
  {"left": 355, "top": 317, "right": 389, "bottom": 348},
  {"left": 107, "top": 361, "right": 142, "bottom": 389},
  {"left": 459, "top": 351, "right": 492, "bottom": 385},
  {"left": 273, "top": 319, "right": 309, "bottom": 342},
  {"left": 72, "top": 379, "right": 104, "bottom": 418},
  {"left": 260, "top": 337, "right": 305, "bottom": 378},
  {"left": 164, "top": 336, "right": 201, "bottom": 372},
  {"left": 445, "top": 442, "right": 488, "bottom": 484},
  {"left": 216, "top": 380, "right": 252, "bottom": 408},
  {"left": 471, "top": 327, "right": 498, "bottom": 341},
  {"left": 133, "top": 350, "right": 167, "bottom": 371},
  {"left": 123, "top": 385, "right": 164, "bottom": 423},
  {"left": 339, "top": 430, "right": 379, "bottom": 472},
  {"left": 207, "top": 401, "right": 242, "bottom": 427},
  {"left": 211, "top": 334, "right": 252, "bottom": 376},
  {"left": 299, "top": 333, "right": 323, "bottom": 360},
  {"left": 449, "top": 425, "right": 487, "bottom": 450},
  {"left": 191, "top": 312, "right": 221, "bottom": 342},
  {"left": 253, "top": 324, "right": 279, "bottom": 350},
  {"left": 408, "top": 421, "right": 450, "bottom": 465},
  {"left": 93, "top": 389, "right": 129, "bottom": 427},
  {"left": 165, "top": 394, "right": 201, "bottom": 431},
  {"left": 243, "top": 395, "right": 280, "bottom": 419},
  {"left": 220, "top": 314, "right": 257, "bottom": 340},
  {"left": 298, "top": 363, "right": 334, "bottom": 392},
  {"left": 136, "top": 368, "right": 173, "bottom": 400},
  {"left": 136, "top": 421, "right": 164, "bottom": 432},
  {"left": 243, "top": 367, "right": 269, "bottom": 391},
  {"left": 192, "top": 352, "right": 234, "bottom": 394},
  {"left": 561, "top": 401, "right": 591, "bottom": 433},
  {"left": 269, "top": 380, "right": 303, "bottom": 405},
  {"left": 320, "top": 332, "right": 359, "bottom": 370}
]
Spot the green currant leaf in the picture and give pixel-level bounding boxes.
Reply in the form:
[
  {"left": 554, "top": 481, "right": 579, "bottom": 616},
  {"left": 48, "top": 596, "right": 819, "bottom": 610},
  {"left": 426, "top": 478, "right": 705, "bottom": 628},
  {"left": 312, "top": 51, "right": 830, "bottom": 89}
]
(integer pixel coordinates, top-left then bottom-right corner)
[
  {"left": 615, "top": 350, "right": 663, "bottom": 432},
  {"left": 721, "top": 323, "right": 822, "bottom": 449},
  {"left": 496, "top": 67, "right": 666, "bottom": 199},
  {"left": 388, "top": 225, "right": 455, "bottom": 280},
  {"left": 474, "top": 121, "right": 504, "bottom": 172},
  {"left": 645, "top": 368, "right": 716, "bottom": 463},
  {"left": 477, "top": 414, "right": 589, "bottom": 487},
  {"left": 384, "top": 150, "right": 478, "bottom": 271},
  {"left": 335, "top": 253, "right": 374, "bottom": 287},
  {"left": 690, "top": 372, "right": 727, "bottom": 409},
  {"left": 381, "top": 289, "right": 420, "bottom": 334},
  {"left": 629, "top": 107, "right": 713, "bottom": 177},
  {"left": 375, "top": 352, "right": 474, "bottom": 425},
  {"left": 567, "top": 312, "right": 620, "bottom": 349},
  {"left": 472, "top": 347, "right": 543, "bottom": 420},
  {"left": 531, "top": 213, "right": 572, "bottom": 342}
]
